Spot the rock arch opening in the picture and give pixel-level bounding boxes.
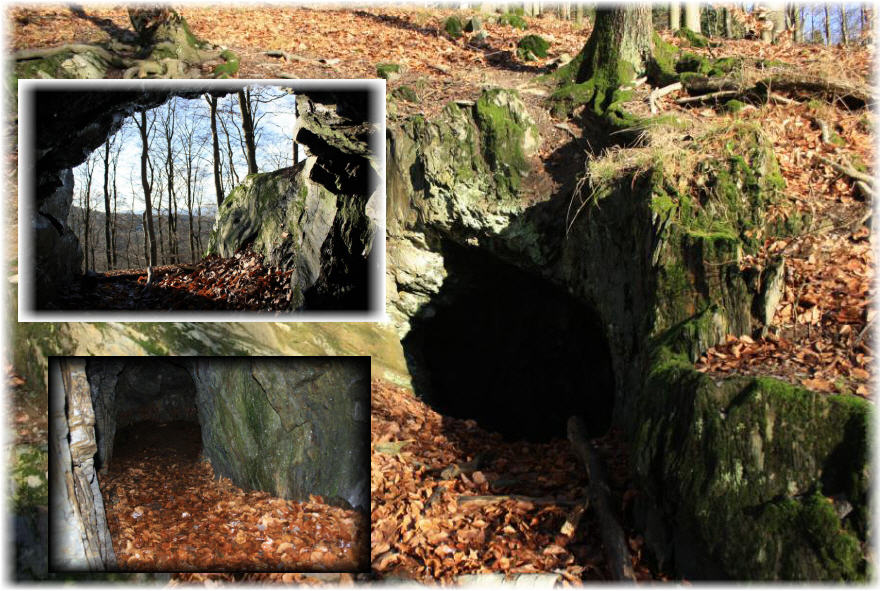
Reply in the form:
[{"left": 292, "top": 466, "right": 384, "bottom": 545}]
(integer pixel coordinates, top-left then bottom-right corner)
[{"left": 401, "top": 239, "right": 615, "bottom": 442}]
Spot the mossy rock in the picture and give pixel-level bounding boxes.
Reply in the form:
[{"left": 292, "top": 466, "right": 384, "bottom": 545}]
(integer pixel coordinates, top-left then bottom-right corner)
[
  {"left": 474, "top": 88, "right": 539, "bottom": 199},
  {"left": 464, "top": 16, "right": 482, "bottom": 33},
  {"left": 516, "top": 34, "right": 550, "bottom": 61},
  {"left": 392, "top": 84, "right": 419, "bottom": 103},
  {"left": 15, "top": 48, "right": 110, "bottom": 79},
  {"left": 212, "top": 49, "right": 239, "bottom": 78},
  {"left": 675, "top": 27, "right": 711, "bottom": 48},
  {"left": 498, "top": 12, "right": 528, "bottom": 30},
  {"left": 376, "top": 62, "right": 401, "bottom": 80},
  {"left": 444, "top": 16, "right": 463, "bottom": 38},
  {"left": 633, "top": 328, "right": 870, "bottom": 580}
]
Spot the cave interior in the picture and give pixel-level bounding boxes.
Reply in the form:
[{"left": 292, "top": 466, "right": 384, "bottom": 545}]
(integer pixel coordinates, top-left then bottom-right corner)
[{"left": 401, "top": 239, "right": 616, "bottom": 442}]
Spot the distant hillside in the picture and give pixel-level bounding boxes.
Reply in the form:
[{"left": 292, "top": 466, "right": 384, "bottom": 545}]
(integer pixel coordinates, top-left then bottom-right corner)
[{"left": 68, "top": 206, "right": 217, "bottom": 272}]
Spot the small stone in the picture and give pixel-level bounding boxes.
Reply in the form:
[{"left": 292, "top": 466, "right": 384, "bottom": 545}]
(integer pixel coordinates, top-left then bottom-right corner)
[
  {"left": 25, "top": 475, "right": 42, "bottom": 488},
  {"left": 463, "top": 16, "right": 482, "bottom": 33}
]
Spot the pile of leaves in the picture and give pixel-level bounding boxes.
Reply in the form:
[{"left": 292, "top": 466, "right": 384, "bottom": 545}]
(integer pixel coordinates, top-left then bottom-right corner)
[
  {"left": 51, "top": 246, "right": 294, "bottom": 311},
  {"left": 102, "top": 421, "right": 366, "bottom": 572},
  {"left": 370, "top": 379, "right": 657, "bottom": 583}
]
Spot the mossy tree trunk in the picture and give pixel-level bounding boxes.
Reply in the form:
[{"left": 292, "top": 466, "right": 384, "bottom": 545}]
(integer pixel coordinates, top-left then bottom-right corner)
[{"left": 576, "top": 6, "right": 653, "bottom": 86}]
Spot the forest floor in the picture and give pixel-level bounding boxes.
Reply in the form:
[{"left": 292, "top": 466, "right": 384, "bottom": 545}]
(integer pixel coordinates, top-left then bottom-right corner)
[
  {"left": 8, "top": 5, "right": 875, "bottom": 400},
  {"left": 7, "top": 3, "right": 876, "bottom": 584},
  {"left": 50, "top": 246, "right": 295, "bottom": 311},
  {"left": 102, "top": 420, "right": 367, "bottom": 573}
]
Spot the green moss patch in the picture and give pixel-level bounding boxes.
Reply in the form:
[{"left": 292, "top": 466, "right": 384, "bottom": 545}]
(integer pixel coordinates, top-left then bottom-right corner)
[
  {"left": 444, "top": 16, "right": 463, "bottom": 38},
  {"left": 11, "top": 445, "right": 48, "bottom": 511},
  {"left": 675, "top": 27, "right": 711, "bottom": 48},
  {"left": 376, "top": 63, "right": 401, "bottom": 80},
  {"left": 498, "top": 12, "right": 528, "bottom": 30},
  {"left": 516, "top": 34, "right": 550, "bottom": 61}
]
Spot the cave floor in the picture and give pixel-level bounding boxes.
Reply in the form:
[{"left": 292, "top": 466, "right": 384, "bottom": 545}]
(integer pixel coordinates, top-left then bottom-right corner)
[
  {"left": 49, "top": 246, "right": 294, "bottom": 311},
  {"left": 100, "top": 421, "right": 367, "bottom": 572},
  {"left": 370, "top": 380, "right": 664, "bottom": 582}
]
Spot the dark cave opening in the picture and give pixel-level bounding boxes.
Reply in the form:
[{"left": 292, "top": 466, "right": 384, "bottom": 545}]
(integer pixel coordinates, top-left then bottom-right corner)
[
  {"left": 401, "top": 239, "right": 615, "bottom": 442},
  {"left": 88, "top": 358, "right": 200, "bottom": 473}
]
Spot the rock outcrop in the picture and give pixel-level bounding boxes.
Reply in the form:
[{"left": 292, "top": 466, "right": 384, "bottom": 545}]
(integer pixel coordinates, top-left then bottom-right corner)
[
  {"left": 385, "top": 88, "right": 869, "bottom": 580},
  {"left": 192, "top": 357, "right": 369, "bottom": 510},
  {"left": 207, "top": 92, "right": 381, "bottom": 310}
]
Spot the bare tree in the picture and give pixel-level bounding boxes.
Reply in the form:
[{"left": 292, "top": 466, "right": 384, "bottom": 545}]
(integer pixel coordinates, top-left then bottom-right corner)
[
  {"left": 101, "top": 136, "right": 113, "bottom": 270},
  {"left": 205, "top": 93, "right": 224, "bottom": 207},
  {"left": 238, "top": 88, "right": 259, "bottom": 175},
  {"left": 76, "top": 154, "right": 97, "bottom": 273},
  {"left": 840, "top": 3, "right": 848, "bottom": 46},
  {"left": 134, "top": 110, "right": 158, "bottom": 267},
  {"left": 824, "top": 4, "right": 831, "bottom": 45}
]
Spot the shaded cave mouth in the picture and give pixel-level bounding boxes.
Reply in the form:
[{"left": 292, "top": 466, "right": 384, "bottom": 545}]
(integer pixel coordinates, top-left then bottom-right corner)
[{"left": 401, "top": 239, "right": 616, "bottom": 443}]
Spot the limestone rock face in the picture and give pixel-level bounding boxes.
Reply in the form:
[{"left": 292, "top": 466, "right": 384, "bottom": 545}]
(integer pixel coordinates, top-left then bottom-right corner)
[
  {"left": 383, "top": 90, "right": 869, "bottom": 579},
  {"left": 207, "top": 92, "right": 380, "bottom": 310},
  {"left": 385, "top": 88, "right": 540, "bottom": 332},
  {"left": 207, "top": 161, "right": 337, "bottom": 307},
  {"left": 32, "top": 169, "right": 83, "bottom": 308},
  {"left": 192, "top": 357, "right": 369, "bottom": 511}
]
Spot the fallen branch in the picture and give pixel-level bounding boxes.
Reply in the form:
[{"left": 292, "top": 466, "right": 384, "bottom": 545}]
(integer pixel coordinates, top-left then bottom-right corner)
[
  {"left": 816, "top": 155, "right": 875, "bottom": 186},
  {"left": 812, "top": 116, "right": 833, "bottom": 144},
  {"left": 675, "top": 89, "right": 740, "bottom": 104},
  {"left": 768, "top": 92, "right": 798, "bottom": 105},
  {"left": 263, "top": 50, "right": 341, "bottom": 72},
  {"left": 649, "top": 82, "right": 682, "bottom": 114},
  {"left": 567, "top": 416, "right": 636, "bottom": 582},
  {"left": 457, "top": 494, "right": 580, "bottom": 507}
]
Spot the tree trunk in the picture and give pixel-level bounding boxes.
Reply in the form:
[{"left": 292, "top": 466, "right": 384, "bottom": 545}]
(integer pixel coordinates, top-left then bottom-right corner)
[
  {"left": 670, "top": 2, "right": 681, "bottom": 30},
  {"left": 575, "top": 2, "right": 583, "bottom": 25},
  {"left": 683, "top": 1, "right": 701, "bottom": 32},
  {"left": 824, "top": 5, "right": 831, "bottom": 45},
  {"left": 206, "top": 94, "right": 224, "bottom": 207},
  {"left": 577, "top": 5, "right": 653, "bottom": 85},
  {"left": 218, "top": 113, "right": 240, "bottom": 188},
  {"left": 163, "top": 103, "right": 178, "bottom": 265},
  {"left": 137, "top": 110, "right": 157, "bottom": 267},
  {"left": 238, "top": 89, "right": 259, "bottom": 175},
  {"left": 724, "top": 6, "right": 733, "bottom": 38},
  {"left": 102, "top": 139, "right": 112, "bottom": 271},
  {"left": 840, "top": 4, "right": 848, "bottom": 46}
]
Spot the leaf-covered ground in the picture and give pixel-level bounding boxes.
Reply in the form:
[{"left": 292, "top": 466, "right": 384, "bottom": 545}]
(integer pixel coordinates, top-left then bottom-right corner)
[
  {"left": 370, "top": 379, "right": 660, "bottom": 583},
  {"left": 49, "top": 246, "right": 294, "bottom": 311},
  {"left": 101, "top": 420, "right": 367, "bottom": 572}
]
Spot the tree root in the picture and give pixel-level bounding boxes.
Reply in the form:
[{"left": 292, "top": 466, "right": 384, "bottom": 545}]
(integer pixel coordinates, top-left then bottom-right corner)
[{"left": 567, "top": 416, "right": 636, "bottom": 582}]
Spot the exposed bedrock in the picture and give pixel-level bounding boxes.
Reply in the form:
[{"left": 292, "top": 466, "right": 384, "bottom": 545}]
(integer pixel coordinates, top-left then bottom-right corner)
[
  {"left": 385, "top": 88, "right": 869, "bottom": 580},
  {"left": 206, "top": 92, "right": 381, "bottom": 310}
]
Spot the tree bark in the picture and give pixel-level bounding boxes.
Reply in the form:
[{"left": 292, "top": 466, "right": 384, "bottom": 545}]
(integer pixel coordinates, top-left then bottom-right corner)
[
  {"left": 683, "top": 1, "right": 701, "bottom": 32},
  {"left": 136, "top": 110, "right": 157, "bottom": 267},
  {"left": 824, "top": 4, "right": 831, "bottom": 45},
  {"left": 206, "top": 94, "right": 224, "bottom": 207},
  {"left": 102, "top": 139, "right": 112, "bottom": 270},
  {"left": 669, "top": 2, "right": 681, "bottom": 30},
  {"left": 576, "top": 5, "right": 653, "bottom": 85},
  {"left": 238, "top": 89, "right": 259, "bottom": 175}
]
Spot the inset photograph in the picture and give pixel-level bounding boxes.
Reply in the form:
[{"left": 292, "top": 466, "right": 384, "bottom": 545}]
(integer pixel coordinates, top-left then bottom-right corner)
[
  {"left": 20, "top": 80, "right": 384, "bottom": 320},
  {"left": 49, "top": 356, "right": 369, "bottom": 572}
]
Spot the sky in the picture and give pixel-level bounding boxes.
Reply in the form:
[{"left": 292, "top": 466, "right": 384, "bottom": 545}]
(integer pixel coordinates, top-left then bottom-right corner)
[{"left": 72, "top": 85, "right": 299, "bottom": 217}]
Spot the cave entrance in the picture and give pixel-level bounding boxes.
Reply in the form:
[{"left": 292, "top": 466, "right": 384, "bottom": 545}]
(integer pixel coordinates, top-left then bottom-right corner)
[{"left": 401, "top": 239, "right": 615, "bottom": 442}]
